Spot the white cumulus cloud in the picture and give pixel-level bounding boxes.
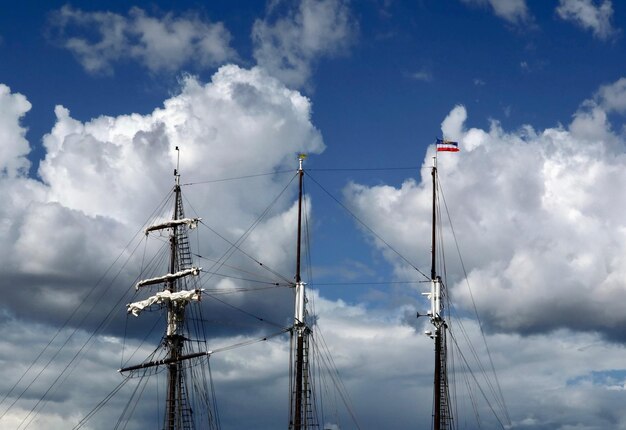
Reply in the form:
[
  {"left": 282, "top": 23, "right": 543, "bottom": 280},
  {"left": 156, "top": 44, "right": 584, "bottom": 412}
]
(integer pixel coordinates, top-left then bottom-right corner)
[
  {"left": 47, "top": 5, "right": 237, "bottom": 74},
  {"left": 344, "top": 77, "right": 626, "bottom": 343},
  {"left": 0, "top": 63, "right": 331, "bottom": 427},
  {"left": 460, "top": 0, "right": 530, "bottom": 24},
  {"left": 252, "top": 0, "right": 358, "bottom": 89},
  {"left": 0, "top": 64, "right": 324, "bottom": 328},
  {"left": 0, "top": 84, "right": 32, "bottom": 177},
  {"left": 593, "top": 77, "right": 626, "bottom": 113},
  {"left": 556, "top": 0, "right": 618, "bottom": 40},
  {"left": 5, "top": 63, "right": 626, "bottom": 429}
]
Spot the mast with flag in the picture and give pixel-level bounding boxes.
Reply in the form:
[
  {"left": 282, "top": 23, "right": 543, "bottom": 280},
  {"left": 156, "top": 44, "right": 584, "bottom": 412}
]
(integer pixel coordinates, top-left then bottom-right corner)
[
  {"left": 436, "top": 138, "right": 460, "bottom": 152},
  {"left": 289, "top": 153, "right": 318, "bottom": 430},
  {"left": 422, "top": 139, "right": 458, "bottom": 429}
]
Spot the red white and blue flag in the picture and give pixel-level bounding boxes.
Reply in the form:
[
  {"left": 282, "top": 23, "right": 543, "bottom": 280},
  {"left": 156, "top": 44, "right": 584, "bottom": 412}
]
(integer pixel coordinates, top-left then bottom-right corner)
[{"left": 436, "top": 138, "right": 460, "bottom": 152}]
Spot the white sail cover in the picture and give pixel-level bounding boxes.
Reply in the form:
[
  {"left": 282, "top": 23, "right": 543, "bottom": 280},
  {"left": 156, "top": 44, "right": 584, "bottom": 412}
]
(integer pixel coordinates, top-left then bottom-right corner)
[
  {"left": 144, "top": 217, "right": 201, "bottom": 235},
  {"left": 135, "top": 267, "right": 201, "bottom": 290},
  {"left": 127, "top": 289, "right": 203, "bottom": 316}
]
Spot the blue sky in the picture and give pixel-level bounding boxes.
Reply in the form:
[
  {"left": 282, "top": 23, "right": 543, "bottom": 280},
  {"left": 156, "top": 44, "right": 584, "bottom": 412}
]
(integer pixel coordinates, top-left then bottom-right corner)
[
  {"left": 5, "top": 0, "right": 623, "bottom": 172},
  {"left": 3, "top": 1, "right": 626, "bottom": 429}
]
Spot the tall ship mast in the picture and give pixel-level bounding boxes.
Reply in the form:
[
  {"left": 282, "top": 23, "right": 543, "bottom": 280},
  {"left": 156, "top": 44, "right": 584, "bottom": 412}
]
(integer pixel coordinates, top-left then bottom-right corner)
[
  {"left": 120, "top": 147, "right": 218, "bottom": 430},
  {"left": 289, "top": 154, "right": 319, "bottom": 430},
  {"left": 415, "top": 140, "right": 513, "bottom": 429},
  {"left": 3, "top": 142, "right": 513, "bottom": 429},
  {"left": 289, "top": 154, "right": 318, "bottom": 430},
  {"left": 423, "top": 157, "right": 453, "bottom": 430},
  {"left": 65, "top": 151, "right": 357, "bottom": 430}
]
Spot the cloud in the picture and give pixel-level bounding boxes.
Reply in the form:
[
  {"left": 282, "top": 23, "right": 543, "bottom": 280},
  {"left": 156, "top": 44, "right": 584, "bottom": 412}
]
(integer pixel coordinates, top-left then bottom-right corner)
[
  {"left": 593, "top": 77, "right": 626, "bottom": 113},
  {"left": 556, "top": 0, "right": 618, "bottom": 40},
  {"left": 0, "top": 65, "right": 324, "bottom": 333},
  {"left": 568, "top": 77, "right": 626, "bottom": 141},
  {"left": 6, "top": 67, "right": 626, "bottom": 428},
  {"left": 0, "top": 63, "right": 506, "bottom": 430},
  {"left": 0, "top": 84, "right": 32, "bottom": 177},
  {"left": 343, "top": 77, "right": 626, "bottom": 343},
  {"left": 460, "top": 0, "right": 530, "bottom": 24},
  {"left": 6, "top": 289, "right": 626, "bottom": 428},
  {"left": 0, "top": 63, "right": 331, "bottom": 426},
  {"left": 47, "top": 5, "right": 237, "bottom": 75},
  {"left": 252, "top": 0, "right": 358, "bottom": 89},
  {"left": 408, "top": 69, "right": 433, "bottom": 82}
]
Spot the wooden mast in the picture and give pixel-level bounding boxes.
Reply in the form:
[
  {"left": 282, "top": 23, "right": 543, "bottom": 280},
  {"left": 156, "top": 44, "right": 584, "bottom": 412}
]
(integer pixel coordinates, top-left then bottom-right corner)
[
  {"left": 121, "top": 146, "right": 205, "bottom": 429},
  {"left": 426, "top": 157, "right": 452, "bottom": 430},
  {"left": 294, "top": 154, "right": 305, "bottom": 430},
  {"left": 165, "top": 157, "right": 182, "bottom": 430},
  {"left": 290, "top": 154, "right": 312, "bottom": 430},
  {"left": 431, "top": 161, "right": 441, "bottom": 430}
]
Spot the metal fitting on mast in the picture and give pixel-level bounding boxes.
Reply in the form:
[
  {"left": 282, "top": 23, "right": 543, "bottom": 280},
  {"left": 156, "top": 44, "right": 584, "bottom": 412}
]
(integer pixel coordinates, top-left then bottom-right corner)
[
  {"left": 298, "top": 153, "right": 307, "bottom": 172},
  {"left": 174, "top": 146, "right": 181, "bottom": 187}
]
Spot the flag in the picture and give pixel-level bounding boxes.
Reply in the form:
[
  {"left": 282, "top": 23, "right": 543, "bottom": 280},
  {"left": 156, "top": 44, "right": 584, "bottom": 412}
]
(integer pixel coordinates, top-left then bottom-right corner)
[{"left": 436, "top": 138, "right": 460, "bottom": 152}]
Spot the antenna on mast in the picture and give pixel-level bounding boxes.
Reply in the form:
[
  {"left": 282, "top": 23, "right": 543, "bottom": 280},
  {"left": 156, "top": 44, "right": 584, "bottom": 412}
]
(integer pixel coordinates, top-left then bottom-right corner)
[
  {"left": 421, "top": 150, "right": 453, "bottom": 430},
  {"left": 175, "top": 146, "right": 180, "bottom": 186},
  {"left": 298, "top": 153, "right": 307, "bottom": 172}
]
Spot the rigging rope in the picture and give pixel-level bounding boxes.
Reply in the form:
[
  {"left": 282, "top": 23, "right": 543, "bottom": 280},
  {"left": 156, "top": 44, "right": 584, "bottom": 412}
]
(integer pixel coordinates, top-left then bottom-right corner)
[
  {"left": 299, "top": 166, "right": 422, "bottom": 172},
  {"left": 208, "top": 327, "right": 291, "bottom": 355},
  {"left": 72, "top": 377, "right": 131, "bottom": 429},
  {"left": 305, "top": 171, "right": 431, "bottom": 281},
  {"left": 436, "top": 170, "right": 511, "bottom": 427},
  {"left": 17, "top": 192, "right": 194, "bottom": 429},
  {"left": 292, "top": 174, "right": 362, "bottom": 430},
  {"left": 203, "top": 292, "right": 286, "bottom": 329},
  {"left": 309, "top": 334, "right": 362, "bottom": 430},
  {"left": 181, "top": 169, "right": 294, "bottom": 186},
  {"left": 310, "top": 280, "right": 422, "bottom": 286},
  {"left": 18, "top": 163, "right": 442, "bottom": 428},
  {"left": 196, "top": 167, "right": 296, "bottom": 286},
  {"left": 182, "top": 169, "right": 297, "bottom": 288},
  {"left": 199, "top": 220, "right": 294, "bottom": 285},
  {"left": 199, "top": 268, "right": 289, "bottom": 287},
  {"left": 179, "top": 166, "right": 425, "bottom": 187},
  {"left": 11, "top": 240, "right": 152, "bottom": 429},
  {"left": 446, "top": 330, "right": 507, "bottom": 429},
  {"left": 193, "top": 252, "right": 288, "bottom": 285}
]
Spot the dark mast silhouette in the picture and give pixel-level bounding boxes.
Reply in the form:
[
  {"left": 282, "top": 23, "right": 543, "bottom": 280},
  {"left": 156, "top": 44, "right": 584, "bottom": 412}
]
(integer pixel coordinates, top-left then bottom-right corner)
[
  {"left": 120, "top": 147, "right": 218, "bottom": 430},
  {"left": 423, "top": 158, "right": 453, "bottom": 430},
  {"left": 289, "top": 154, "right": 318, "bottom": 430}
]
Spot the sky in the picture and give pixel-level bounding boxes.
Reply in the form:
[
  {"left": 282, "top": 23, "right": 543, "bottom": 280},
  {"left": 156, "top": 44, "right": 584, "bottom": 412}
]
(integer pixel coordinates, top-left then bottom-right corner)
[{"left": 2, "top": 0, "right": 626, "bottom": 429}]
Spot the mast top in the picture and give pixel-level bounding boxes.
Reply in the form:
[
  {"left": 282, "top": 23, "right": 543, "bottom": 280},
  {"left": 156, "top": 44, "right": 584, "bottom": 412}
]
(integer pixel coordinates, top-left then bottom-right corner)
[
  {"left": 298, "top": 153, "right": 307, "bottom": 172},
  {"left": 175, "top": 146, "right": 181, "bottom": 186}
]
